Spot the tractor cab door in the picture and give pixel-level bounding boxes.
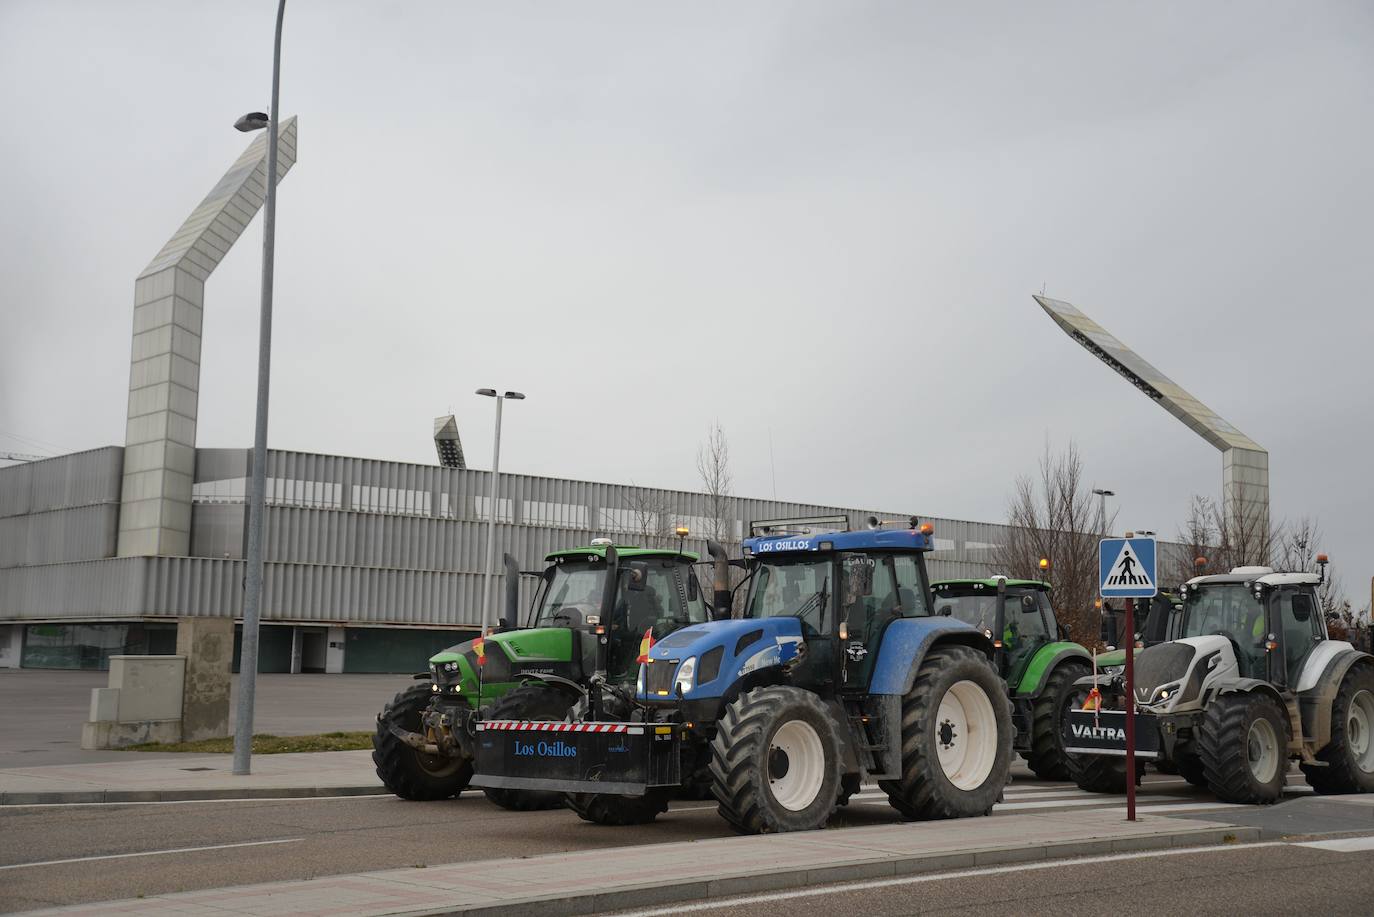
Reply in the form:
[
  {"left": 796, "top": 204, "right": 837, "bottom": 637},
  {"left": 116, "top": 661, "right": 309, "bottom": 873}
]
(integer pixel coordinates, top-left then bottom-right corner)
[
  {"left": 1002, "top": 590, "right": 1052, "bottom": 688},
  {"left": 838, "top": 551, "right": 927, "bottom": 691},
  {"left": 1271, "top": 586, "right": 1323, "bottom": 688}
]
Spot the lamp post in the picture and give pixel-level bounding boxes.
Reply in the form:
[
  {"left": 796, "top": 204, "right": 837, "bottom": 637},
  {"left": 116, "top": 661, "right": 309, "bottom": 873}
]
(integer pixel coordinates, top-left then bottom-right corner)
[
  {"left": 231, "top": 0, "right": 287, "bottom": 778},
  {"left": 1092, "top": 488, "right": 1115, "bottom": 536},
  {"left": 476, "top": 389, "right": 525, "bottom": 638}
]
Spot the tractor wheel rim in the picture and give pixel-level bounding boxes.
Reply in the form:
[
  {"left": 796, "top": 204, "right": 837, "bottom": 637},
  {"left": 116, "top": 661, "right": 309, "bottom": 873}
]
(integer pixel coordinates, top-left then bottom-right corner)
[
  {"left": 768, "top": 719, "right": 825, "bottom": 812},
  {"left": 935, "top": 679, "right": 998, "bottom": 791},
  {"left": 1246, "top": 716, "right": 1279, "bottom": 784},
  {"left": 1349, "top": 690, "right": 1374, "bottom": 772}
]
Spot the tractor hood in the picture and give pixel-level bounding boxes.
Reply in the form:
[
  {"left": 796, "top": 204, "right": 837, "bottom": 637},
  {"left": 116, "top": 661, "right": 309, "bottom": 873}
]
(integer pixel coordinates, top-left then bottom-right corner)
[
  {"left": 1132, "top": 635, "right": 1236, "bottom": 714},
  {"left": 428, "top": 627, "right": 575, "bottom": 692},
  {"left": 639, "top": 618, "right": 804, "bottom": 701}
]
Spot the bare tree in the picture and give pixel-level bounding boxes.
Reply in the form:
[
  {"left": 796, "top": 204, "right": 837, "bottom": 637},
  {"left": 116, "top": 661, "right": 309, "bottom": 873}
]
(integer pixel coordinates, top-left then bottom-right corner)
[
  {"left": 1174, "top": 494, "right": 1277, "bottom": 581},
  {"left": 1274, "top": 517, "right": 1344, "bottom": 618},
  {"left": 625, "top": 483, "right": 677, "bottom": 548},
  {"left": 994, "top": 441, "right": 1102, "bottom": 644},
  {"left": 696, "top": 421, "right": 735, "bottom": 546}
]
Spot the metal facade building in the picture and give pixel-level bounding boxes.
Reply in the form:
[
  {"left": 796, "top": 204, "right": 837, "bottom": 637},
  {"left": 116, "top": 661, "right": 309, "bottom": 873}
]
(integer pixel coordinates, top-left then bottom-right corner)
[{"left": 0, "top": 445, "right": 1039, "bottom": 671}]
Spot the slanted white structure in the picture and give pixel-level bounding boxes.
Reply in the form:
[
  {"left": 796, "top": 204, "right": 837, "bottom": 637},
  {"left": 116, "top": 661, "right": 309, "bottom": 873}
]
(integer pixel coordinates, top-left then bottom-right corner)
[
  {"left": 118, "top": 118, "right": 298, "bottom": 556},
  {"left": 1034, "top": 295, "right": 1269, "bottom": 555}
]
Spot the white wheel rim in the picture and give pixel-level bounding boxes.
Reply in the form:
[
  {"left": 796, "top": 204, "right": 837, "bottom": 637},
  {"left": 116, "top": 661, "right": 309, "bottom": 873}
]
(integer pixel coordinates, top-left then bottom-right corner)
[
  {"left": 935, "top": 679, "right": 998, "bottom": 791},
  {"left": 1349, "top": 690, "right": 1374, "bottom": 773},
  {"left": 768, "top": 719, "right": 826, "bottom": 811},
  {"left": 1247, "top": 716, "right": 1279, "bottom": 784}
]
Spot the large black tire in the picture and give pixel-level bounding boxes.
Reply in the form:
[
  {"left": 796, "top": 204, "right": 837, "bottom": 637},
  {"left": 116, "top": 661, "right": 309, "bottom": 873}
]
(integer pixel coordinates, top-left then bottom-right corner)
[
  {"left": 566, "top": 788, "right": 673, "bottom": 825},
  {"left": 1301, "top": 664, "right": 1374, "bottom": 794},
  {"left": 1198, "top": 691, "right": 1288, "bottom": 804},
  {"left": 1177, "top": 754, "right": 1208, "bottom": 788},
  {"left": 837, "top": 773, "right": 862, "bottom": 806},
  {"left": 1074, "top": 754, "right": 1145, "bottom": 794},
  {"left": 372, "top": 684, "right": 472, "bottom": 801},
  {"left": 480, "top": 684, "right": 578, "bottom": 812},
  {"left": 880, "top": 645, "right": 1012, "bottom": 820},
  {"left": 710, "top": 686, "right": 845, "bottom": 833},
  {"left": 1026, "top": 659, "right": 1091, "bottom": 781}
]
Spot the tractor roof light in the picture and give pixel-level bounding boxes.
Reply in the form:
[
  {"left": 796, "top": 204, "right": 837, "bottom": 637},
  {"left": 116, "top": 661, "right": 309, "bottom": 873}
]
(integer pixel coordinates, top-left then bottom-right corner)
[
  {"left": 675, "top": 526, "right": 690, "bottom": 538},
  {"left": 919, "top": 523, "right": 934, "bottom": 535},
  {"left": 1038, "top": 558, "right": 1050, "bottom": 572}
]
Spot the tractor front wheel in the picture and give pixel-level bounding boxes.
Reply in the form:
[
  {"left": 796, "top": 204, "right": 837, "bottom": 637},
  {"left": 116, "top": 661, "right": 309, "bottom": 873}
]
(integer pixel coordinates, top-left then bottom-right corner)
[
  {"left": 880, "top": 645, "right": 1011, "bottom": 820},
  {"left": 1302, "top": 665, "right": 1374, "bottom": 794},
  {"left": 1027, "top": 659, "right": 1091, "bottom": 781},
  {"left": 1073, "top": 754, "right": 1144, "bottom": 794},
  {"left": 566, "top": 788, "right": 673, "bottom": 825},
  {"left": 480, "top": 684, "right": 577, "bottom": 812},
  {"left": 372, "top": 684, "right": 472, "bottom": 801},
  {"left": 710, "top": 686, "right": 844, "bottom": 833},
  {"left": 1198, "top": 691, "right": 1288, "bottom": 804}
]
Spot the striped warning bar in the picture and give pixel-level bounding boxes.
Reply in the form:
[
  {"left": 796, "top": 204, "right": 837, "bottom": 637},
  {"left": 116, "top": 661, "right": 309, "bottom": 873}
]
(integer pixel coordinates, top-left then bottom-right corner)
[{"left": 478, "top": 721, "right": 641, "bottom": 734}]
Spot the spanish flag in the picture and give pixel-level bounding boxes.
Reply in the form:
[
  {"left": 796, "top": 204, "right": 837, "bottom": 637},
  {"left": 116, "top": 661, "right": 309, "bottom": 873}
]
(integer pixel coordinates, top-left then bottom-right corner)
[
  {"left": 636, "top": 628, "right": 654, "bottom": 665},
  {"left": 1082, "top": 686, "right": 1102, "bottom": 711},
  {"left": 473, "top": 637, "right": 486, "bottom": 667}
]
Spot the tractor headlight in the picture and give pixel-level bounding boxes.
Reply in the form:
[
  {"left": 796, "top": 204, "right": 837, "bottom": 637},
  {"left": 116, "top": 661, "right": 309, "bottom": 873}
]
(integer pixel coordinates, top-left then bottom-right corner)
[
  {"left": 675, "top": 657, "right": 697, "bottom": 695},
  {"left": 1148, "top": 682, "right": 1181, "bottom": 707}
]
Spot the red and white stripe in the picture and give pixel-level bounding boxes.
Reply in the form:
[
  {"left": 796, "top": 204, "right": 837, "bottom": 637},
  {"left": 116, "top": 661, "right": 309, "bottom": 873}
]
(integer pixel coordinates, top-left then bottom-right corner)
[{"left": 480, "top": 720, "right": 632, "bottom": 733}]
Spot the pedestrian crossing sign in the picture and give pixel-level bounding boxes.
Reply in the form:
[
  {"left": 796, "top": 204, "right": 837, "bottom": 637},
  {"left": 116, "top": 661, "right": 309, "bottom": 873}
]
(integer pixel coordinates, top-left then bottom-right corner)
[{"left": 1099, "top": 537, "right": 1157, "bottom": 598}]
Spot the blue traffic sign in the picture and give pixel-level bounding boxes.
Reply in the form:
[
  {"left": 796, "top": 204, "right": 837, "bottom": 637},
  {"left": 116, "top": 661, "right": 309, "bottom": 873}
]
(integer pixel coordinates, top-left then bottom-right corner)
[{"left": 1099, "top": 537, "right": 1157, "bottom": 598}]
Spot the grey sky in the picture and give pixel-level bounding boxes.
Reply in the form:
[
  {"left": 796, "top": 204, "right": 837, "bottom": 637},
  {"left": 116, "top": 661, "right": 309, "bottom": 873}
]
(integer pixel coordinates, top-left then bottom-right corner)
[{"left": 2, "top": 2, "right": 1371, "bottom": 606}]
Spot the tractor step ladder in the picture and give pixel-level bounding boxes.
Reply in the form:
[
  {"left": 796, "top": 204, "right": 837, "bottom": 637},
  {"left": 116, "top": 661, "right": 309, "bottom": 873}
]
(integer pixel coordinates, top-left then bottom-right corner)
[{"left": 844, "top": 698, "right": 899, "bottom": 780}]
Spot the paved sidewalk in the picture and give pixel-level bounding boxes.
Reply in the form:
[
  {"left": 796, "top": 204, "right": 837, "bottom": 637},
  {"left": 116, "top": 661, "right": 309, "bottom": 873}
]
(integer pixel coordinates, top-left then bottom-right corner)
[
  {"left": 0, "top": 749, "right": 382, "bottom": 804},
  {"left": 19, "top": 810, "right": 1257, "bottom": 916}
]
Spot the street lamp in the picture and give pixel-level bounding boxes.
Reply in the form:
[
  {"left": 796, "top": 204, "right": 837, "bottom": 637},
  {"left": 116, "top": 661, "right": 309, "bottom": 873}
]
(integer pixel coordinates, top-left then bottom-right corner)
[
  {"left": 1092, "top": 488, "right": 1115, "bottom": 536},
  {"left": 231, "top": 0, "right": 287, "bottom": 778},
  {"left": 476, "top": 389, "right": 525, "bottom": 638}
]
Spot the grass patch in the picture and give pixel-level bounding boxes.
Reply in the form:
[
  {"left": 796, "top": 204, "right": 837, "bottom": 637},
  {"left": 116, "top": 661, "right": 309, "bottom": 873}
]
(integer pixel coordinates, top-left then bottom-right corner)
[{"left": 119, "top": 731, "right": 372, "bottom": 754}]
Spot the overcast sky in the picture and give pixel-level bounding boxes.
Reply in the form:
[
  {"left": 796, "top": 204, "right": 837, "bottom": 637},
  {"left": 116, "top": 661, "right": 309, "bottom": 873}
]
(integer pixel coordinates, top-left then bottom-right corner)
[{"left": 1, "top": 1, "right": 1371, "bottom": 606}]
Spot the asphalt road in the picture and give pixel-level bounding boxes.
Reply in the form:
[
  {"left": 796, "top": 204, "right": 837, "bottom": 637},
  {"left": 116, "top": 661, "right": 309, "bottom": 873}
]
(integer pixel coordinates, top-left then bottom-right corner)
[
  {"left": 608, "top": 842, "right": 1374, "bottom": 917},
  {"left": 0, "top": 771, "right": 1323, "bottom": 913}
]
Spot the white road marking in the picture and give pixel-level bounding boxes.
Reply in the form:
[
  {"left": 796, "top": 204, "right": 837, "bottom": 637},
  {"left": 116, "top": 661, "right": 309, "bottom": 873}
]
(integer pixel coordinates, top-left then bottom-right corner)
[
  {"left": 0, "top": 793, "right": 392, "bottom": 810},
  {"left": 1295, "top": 835, "right": 1374, "bottom": 853},
  {"left": 0, "top": 837, "right": 303, "bottom": 871},
  {"left": 612, "top": 841, "right": 1287, "bottom": 916}
]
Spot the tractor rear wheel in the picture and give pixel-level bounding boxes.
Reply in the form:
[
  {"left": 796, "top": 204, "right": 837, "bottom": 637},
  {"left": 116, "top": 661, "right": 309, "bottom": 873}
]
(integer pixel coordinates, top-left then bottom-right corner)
[
  {"left": 1302, "top": 664, "right": 1374, "bottom": 794},
  {"left": 1198, "top": 691, "right": 1288, "bottom": 804},
  {"left": 1026, "top": 659, "right": 1091, "bottom": 781},
  {"left": 480, "top": 684, "right": 577, "bottom": 812},
  {"left": 710, "top": 686, "right": 844, "bottom": 833},
  {"left": 372, "top": 684, "right": 472, "bottom": 801},
  {"left": 1073, "top": 755, "right": 1144, "bottom": 794},
  {"left": 880, "top": 645, "right": 1011, "bottom": 820},
  {"left": 566, "top": 788, "right": 673, "bottom": 825}
]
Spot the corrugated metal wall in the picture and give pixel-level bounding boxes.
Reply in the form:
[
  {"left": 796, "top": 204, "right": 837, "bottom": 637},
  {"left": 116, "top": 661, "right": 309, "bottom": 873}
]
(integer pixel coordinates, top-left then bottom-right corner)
[{"left": 0, "top": 448, "right": 122, "bottom": 568}]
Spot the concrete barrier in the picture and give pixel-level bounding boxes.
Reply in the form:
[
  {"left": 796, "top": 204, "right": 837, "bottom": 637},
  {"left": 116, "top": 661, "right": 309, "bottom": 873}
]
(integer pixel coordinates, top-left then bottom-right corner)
[{"left": 81, "top": 655, "right": 186, "bottom": 749}]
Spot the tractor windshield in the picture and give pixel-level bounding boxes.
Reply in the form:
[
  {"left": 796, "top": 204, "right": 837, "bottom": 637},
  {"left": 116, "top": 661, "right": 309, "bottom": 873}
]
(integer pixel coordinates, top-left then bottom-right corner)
[
  {"left": 745, "top": 557, "right": 831, "bottom": 635},
  {"left": 533, "top": 564, "right": 606, "bottom": 627},
  {"left": 1180, "top": 584, "right": 1266, "bottom": 644},
  {"left": 933, "top": 592, "right": 997, "bottom": 632}
]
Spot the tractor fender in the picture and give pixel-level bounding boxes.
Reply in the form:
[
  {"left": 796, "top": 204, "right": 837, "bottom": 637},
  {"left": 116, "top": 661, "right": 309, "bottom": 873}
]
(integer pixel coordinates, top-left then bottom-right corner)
[
  {"left": 868, "top": 618, "right": 989, "bottom": 696},
  {"left": 1015, "top": 643, "right": 1092, "bottom": 698},
  {"left": 1297, "top": 647, "right": 1373, "bottom": 750}
]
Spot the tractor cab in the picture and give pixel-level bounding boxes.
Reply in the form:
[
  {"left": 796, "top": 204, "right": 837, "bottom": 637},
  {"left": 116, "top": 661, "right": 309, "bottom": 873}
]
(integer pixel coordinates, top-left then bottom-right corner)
[
  {"left": 931, "top": 578, "right": 1059, "bottom": 687},
  {"left": 738, "top": 517, "right": 937, "bottom": 693},
  {"left": 1176, "top": 568, "right": 1326, "bottom": 687}
]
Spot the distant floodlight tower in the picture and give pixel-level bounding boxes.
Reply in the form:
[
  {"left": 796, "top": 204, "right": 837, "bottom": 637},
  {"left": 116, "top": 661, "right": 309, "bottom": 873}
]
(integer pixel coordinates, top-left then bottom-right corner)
[
  {"left": 433, "top": 415, "right": 466, "bottom": 469},
  {"left": 1034, "top": 295, "right": 1269, "bottom": 561}
]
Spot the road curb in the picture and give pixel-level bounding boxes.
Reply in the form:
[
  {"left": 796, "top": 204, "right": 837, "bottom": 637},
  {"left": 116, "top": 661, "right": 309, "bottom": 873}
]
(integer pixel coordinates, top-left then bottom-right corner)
[
  {"left": 398, "top": 822, "right": 1263, "bottom": 917},
  {"left": 0, "top": 784, "right": 383, "bottom": 805}
]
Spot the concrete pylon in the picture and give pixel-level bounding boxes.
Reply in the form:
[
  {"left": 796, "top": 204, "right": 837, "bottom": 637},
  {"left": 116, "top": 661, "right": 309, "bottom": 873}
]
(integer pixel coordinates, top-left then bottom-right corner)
[{"left": 118, "top": 118, "right": 298, "bottom": 557}]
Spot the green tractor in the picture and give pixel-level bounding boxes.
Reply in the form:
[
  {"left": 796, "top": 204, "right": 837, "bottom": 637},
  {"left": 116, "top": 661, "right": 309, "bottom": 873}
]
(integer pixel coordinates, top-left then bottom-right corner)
[
  {"left": 931, "top": 576, "right": 1092, "bottom": 780},
  {"left": 371, "top": 540, "right": 726, "bottom": 809}
]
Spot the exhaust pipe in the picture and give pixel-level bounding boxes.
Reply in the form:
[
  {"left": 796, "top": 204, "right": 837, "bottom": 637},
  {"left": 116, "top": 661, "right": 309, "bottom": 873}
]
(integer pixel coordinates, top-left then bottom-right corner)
[
  {"left": 502, "top": 553, "right": 521, "bottom": 630},
  {"left": 708, "top": 540, "right": 732, "bottom": 620}
]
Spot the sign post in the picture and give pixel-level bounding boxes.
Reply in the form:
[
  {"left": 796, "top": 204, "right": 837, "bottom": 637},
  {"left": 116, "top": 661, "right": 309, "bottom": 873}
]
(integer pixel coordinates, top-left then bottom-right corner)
[{"left": 1099, "top": 535, "right": 1157, "bottom": 822}]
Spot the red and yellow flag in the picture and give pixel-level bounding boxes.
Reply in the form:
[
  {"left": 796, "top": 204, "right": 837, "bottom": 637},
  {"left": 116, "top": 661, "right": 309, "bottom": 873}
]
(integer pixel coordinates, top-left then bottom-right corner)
[
  {"left": 636, "top": 628, "right": 654, "bottom": 665},
  {"left": 472, "top": 638, "right": 486, "bottom": 667},
  {"left": 1082, "top": 686, "right": 1102, "bottom": 711}
]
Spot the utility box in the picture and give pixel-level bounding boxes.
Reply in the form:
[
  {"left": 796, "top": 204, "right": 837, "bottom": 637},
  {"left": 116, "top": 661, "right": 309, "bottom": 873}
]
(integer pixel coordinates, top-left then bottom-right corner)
[{"left": 81, "top": 655, "right": 186, "bottom": 749}]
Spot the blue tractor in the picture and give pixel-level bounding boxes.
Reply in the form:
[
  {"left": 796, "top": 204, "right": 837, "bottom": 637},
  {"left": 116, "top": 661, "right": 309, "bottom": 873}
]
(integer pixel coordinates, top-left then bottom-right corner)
[{"left": 470, "top": 517, "right": 1013, "bottom": 833}]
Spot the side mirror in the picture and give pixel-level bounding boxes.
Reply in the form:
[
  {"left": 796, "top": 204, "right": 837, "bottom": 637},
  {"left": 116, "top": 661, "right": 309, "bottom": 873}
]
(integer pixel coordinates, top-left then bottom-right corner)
[
  {"left": 626, "top": 562, "right": 648, "bottom": 592},
  {"left": 687, "top": 573, "right": 699, "bottom": 602},
  {"left": 1020, "top": 595, "right": 1039, "bottom": 613}
]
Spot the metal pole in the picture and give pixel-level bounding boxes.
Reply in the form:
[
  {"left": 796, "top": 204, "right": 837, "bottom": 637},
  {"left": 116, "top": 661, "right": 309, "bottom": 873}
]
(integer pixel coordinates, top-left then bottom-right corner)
[
  {"left": 1124, "top": 596, "right": 1136, "bottom": 821},
  {"left": 233, "top": 0, "right": 286, "bottom": 777},
  {"left": 480, "top": 396, "right": 503, "bottom": 638}
]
